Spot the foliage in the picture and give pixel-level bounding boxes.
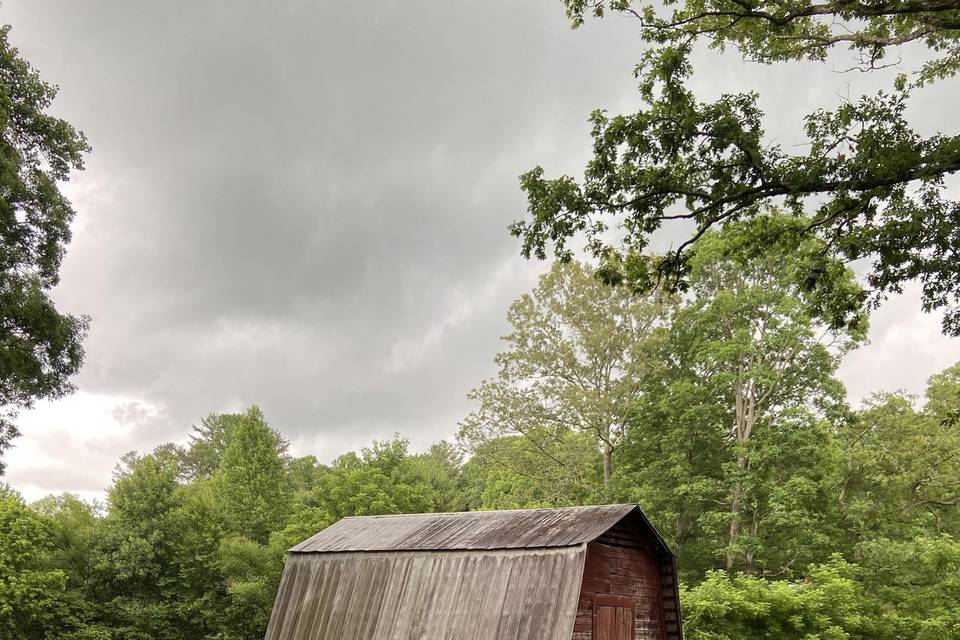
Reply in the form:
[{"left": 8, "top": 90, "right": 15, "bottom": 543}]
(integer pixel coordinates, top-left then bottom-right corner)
[
  {"left": 1, "top": 356, "right": 959, "bottom": 639},
  {"left": 856, "top": 536, "right": 960, "bottom": 639},
  {"left": 682, "top": 540, "right": 960, "bottom": 640},
  {"left": 511, "top": 0, "right": 960, "bottom": 334},
  {"left": 835, "top": 378, "right": 960, "bottom": 548},
  {"left": 1, "top": 263, "right": 959, "bottom": 638},
  {"left": 467, "top": 222, "right": 865, "bottom": 576},
  {"left": 212, "top": 407, "right": 292, "bottom": 543},
  {"left": 681, "top": 557, "right": 868, "bottom": 640},
  {"left": 621, "top": 217, "right": 863, "bottom": 573},
  {"left": 0, "top": 492, "right": 90, "bottom": 639},
  {"left": 463, "top": 430, "right": 600, "bottom": 509},
  {"left": 562, "top": 0, "right": 960, "bottom": 79},
  {"left": 179, "top": 411, "right": 289, "bottom": 482},
  {"left": 0, "top": 24, "right": 90, "bottom": 471},
  {"left": 459, "top": 260, "right": 672, "bottom": 491},
  {"left": 300, "top": 436, "right": 465, "bottom": 522}
]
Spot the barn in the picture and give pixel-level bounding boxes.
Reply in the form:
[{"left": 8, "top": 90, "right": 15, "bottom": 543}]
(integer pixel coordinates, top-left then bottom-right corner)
[{"left": 265, "top": 504, "right": 682, "bottom": 640}]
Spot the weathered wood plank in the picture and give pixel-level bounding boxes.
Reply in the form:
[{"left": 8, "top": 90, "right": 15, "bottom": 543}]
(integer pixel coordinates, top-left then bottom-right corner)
[{"left": 266, "top": 546, "right": 587, "bottom": 640}]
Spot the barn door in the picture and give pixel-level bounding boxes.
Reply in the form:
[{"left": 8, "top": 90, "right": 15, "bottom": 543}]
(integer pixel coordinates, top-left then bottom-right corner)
[{"left": 593, "top": 595, "right": 634, "bottom": 640}]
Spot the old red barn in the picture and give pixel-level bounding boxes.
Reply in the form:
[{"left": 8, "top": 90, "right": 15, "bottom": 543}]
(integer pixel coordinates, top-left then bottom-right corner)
[{"left": 265, "top": 504, "right": 682, "bottom": 640}]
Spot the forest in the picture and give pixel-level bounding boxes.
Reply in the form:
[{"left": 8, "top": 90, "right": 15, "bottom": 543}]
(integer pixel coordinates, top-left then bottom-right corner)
[{"left": 5, "top": 217, "right": 960, "bottom": 639}]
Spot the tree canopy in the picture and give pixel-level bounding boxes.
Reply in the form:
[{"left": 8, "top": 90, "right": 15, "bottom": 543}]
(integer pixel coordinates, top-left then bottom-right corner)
[
  {"left": 0, "top": 24, "right": 90, "bottom": 472},
  {"left": 1, "top": 344, "right": 958, "bottom": 639},
  {"left": 511, "top": 0, "right": 960, "bottom": 334},
  {"left": 1, "top": 237, "right": 945, "bottom": 639},
  {"left": 564, "top": 0, "right": 960, "bottom": 77},
  {"left": 459, "top": 259, "right": 672, "bottom": 493}
]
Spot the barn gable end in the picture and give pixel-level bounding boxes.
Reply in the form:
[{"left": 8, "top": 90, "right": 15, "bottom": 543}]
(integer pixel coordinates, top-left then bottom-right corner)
[
  {"left": 266, "top": 505, "right": 682, "bottom": 640},
  {"left": 572, "top": 518, "right": 682, "bottom": 640}
]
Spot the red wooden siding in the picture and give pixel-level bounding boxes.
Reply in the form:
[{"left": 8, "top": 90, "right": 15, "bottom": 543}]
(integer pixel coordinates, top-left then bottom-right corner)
[
  {"left": 592, "top": 595, "right": 635, "bottom": 640},
  {"left": 571, "top": 520, "right": 678, "bottom": 640}
]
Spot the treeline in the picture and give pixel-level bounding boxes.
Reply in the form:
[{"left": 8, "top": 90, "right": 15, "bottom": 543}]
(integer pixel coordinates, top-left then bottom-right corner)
[
  {"left": 3, "top": 409, "right": 470, "bottom": 640},
  {"left": 4, "top": 215, "right": 959, "bottom": 639}
]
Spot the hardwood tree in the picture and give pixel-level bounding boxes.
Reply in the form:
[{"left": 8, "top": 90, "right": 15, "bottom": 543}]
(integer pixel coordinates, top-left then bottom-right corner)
[
  {"left": 462, "top": 430, "right": 600, "bottom": 509},
  {"left": 91, "top": 451, "right": 185, "bottom": 638},
  {"left": 836, "top": 364, "right": 960, "bottom": 548},
  {"left": 679, "top": 558, "right": 869, "bottom": 640},
  {"left": 617, "top": 214, "right": 866, "bottom": 573},
  {"left": 459, "top": 260, "right": 672, "bottom": 493},
  {"left": 212, "top": 407, "right": 292, "bottom": 545},
  {"left": 563, "top": 0, "right": 960, "bottom": 76},
  {"left": 179, "top": 411, "right": 289, "bottom": 482},
  {"left": 512, "top": 0, "right": 960, "bottom": 333},
  {"left": 0, "top": 492, "right": 84, "bottom": 638},
  {"left": 0, "top": 25, "right": 90, "bottom": 471},
  {"left": 0, "top": 389, "right": 957, "bottom": 638}
]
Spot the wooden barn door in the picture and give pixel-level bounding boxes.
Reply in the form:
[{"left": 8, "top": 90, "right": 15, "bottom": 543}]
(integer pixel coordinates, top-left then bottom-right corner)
[{"left": 593, "top": 595, "right": 634, "bottom": 640}]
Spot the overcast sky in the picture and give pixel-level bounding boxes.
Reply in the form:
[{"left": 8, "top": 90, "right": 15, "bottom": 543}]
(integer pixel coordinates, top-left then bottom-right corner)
[{"left": 3, "top": 0, "right": 959, "bottom": 502}]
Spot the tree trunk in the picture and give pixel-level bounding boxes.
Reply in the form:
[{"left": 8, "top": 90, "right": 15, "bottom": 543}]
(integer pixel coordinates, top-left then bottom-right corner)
[
  {"left": 602, "top": 440, "right": 612, "bottom": 487},
  {"left": 727, "top": 374, "right": 756, "bottom": 570},
  {"left": 744, "top": 512, "right": 759, "bottom": 571},
  {"left": 726, "top": 474, "right": 743, "bottom": 570}
]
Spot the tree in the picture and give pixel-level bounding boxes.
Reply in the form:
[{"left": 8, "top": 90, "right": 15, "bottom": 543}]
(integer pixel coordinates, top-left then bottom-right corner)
[
  {"left": 89, "top": 451, "right": 185, "bottom": 639},
  {"left": 616, "top": 215, "right": 865, "bottom": 574},
  {"left": 462, "top": 431, "right": 599, "bottom": 509},
  {"left": 682, "top": 540, "right": 960, "bottom": 640},
  {"left": 30, "top": 494, "right": 101, "bottom": 598},
  {"left": 680, "top": 557, "right": 869, "bottom": 640},
  {"left": 300, "top": 435, "right": 460, "bottom": 522},
  {"left": 686, "top": 217, "right": 863, "bottom": 571},
  {"left": 179, "top": 411, "right": 289, "bottom": 482},
  {"left": 562, "top": 0, "right": 960, "bottom": 76},
  {"left": 0, "top": 491, "right": 85, "bottom": 639},
  {"left": 212, "top": 407, "right": 291, "bottom": 544},
  {"left": 0, "top": 24, "right": 90, "bottom": 471},
  {"left": 459, "top": 260, "right": 671, "bottom": 492},
  {"left": 854, "top": 535, "right": 960, "bottom": 639},
  {"left": 926, "top": 359, "right": 960, "bottom": 425},
  {"left": 4, "top": 387, "right": 957, "bottom": 638},
  {"left": 512, "top": 0, "right": 960, "bottom": 334},
  {"left": 409, "top": 441, "right": 469, "bottom": 513},
  {"left": 212, "top": 535, "right": 282, "bottom": 640},
  {"left": 76, "top": 409, "right": 296, "bottom": 640},
  {"left": 835, "top": 367, "right": 960, "bottom": 549}
]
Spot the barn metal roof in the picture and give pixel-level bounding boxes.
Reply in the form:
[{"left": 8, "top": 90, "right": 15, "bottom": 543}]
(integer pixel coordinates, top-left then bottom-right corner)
[
  {"left": 265, "top": 546, "right": 586, "bottom": 640},
  {"left": 288, "top": 504, "right": 664, "bottom": 554}
]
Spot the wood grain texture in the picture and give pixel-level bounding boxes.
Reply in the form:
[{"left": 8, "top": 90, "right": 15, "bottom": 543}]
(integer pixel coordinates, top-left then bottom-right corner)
[{"left": 265, "top": 546, "right": 587, "bottom": 640}]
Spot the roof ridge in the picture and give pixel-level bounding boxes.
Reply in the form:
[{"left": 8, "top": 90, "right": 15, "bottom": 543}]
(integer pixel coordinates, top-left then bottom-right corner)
[
  {"left": 289, "top": 504, "right": 656, "bottom": 555},
  {"left": 342, "top": 504, "right": 637, "bottom": 520}
]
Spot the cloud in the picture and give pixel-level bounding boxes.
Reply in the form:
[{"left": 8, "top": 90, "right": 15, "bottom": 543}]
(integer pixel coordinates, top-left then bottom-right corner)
[
  {"left": 1, "top": 1, "right": 958, "bottom": 501},
  {"left": 6, "top": 392, "right": 168, "bottom": 502},
  {"left": 839, "top": 283, "right": 960, "bottom": 405}
]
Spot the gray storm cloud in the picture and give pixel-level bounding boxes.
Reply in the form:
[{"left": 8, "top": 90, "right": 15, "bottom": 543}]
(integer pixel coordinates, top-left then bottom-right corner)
[{"left": 2, "top": 0, "right": 958, "bottom": 498}]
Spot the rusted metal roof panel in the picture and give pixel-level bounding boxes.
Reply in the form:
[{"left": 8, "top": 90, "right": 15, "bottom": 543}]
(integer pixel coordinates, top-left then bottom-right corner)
[
  {"left": 264, "top": 546, "right": 587, "bottom": 640},
  {"left": 289, "top": 504, "right": 639, "bottom": 553}
]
